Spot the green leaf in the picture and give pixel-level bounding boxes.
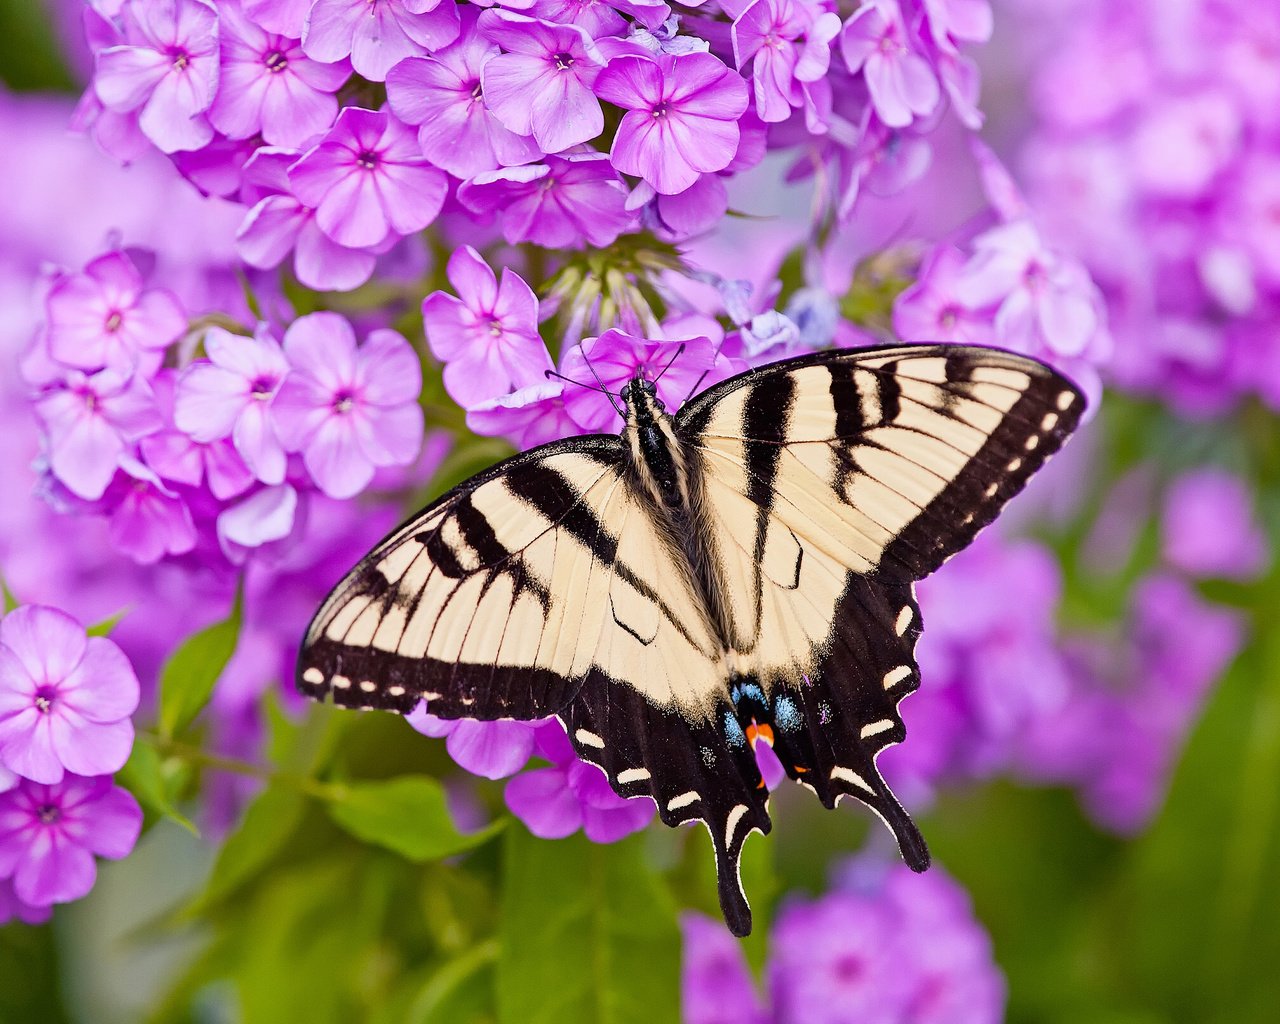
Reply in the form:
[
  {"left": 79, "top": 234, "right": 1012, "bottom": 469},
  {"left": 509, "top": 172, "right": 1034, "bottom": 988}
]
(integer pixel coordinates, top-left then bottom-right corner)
[
  {"left": 497, "top": 829, "right": 680, "bottom": 1024},
  {"left": 86, "top": 607, "right": 131, "bottom": 637},
  {"left": 326, "top": 776, "right": 503, "bottom": 862},
  {"left": 400, "top": 941, "right": 498, "bottom": 1024},
  {"left": 0, "top": 575, "right": 18, "bottom": 613},
  {"left": 188, "top": 784, "right": 307, "bottom": 916},
  {"left": 116, "top": 738, "right": 198, "bottom": 835},
  {"left": 158, "top": 586, "right": 243, "bottom": 739}
]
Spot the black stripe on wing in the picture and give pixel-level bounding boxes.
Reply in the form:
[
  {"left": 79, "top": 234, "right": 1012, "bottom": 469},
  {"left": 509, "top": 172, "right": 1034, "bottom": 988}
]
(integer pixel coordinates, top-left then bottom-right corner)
[
  {"left": 296, "top": 436, "right": 625, "bottom": 719},
  {"left": 876, "top": 356, "right": 1085, "bottom": 579},
  {"left": 561, "top": 670, "right": 771, "bottom": 938}
]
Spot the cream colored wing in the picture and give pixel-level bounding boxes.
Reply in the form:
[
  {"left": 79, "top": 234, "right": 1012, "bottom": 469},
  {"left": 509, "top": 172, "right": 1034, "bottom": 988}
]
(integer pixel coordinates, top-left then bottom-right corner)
[
  {"left": 297, "top": 438, "right": 631, "bottom": 719},
  {"left": 675, "top": 343, "right": 1085, "bottom": 882}
]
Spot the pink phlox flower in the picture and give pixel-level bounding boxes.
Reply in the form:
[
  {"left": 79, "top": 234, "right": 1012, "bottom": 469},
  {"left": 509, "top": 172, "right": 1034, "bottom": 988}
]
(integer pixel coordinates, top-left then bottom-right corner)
[
  {"left": 216, "top": 483, "right": 300, "bottom": 563},
  {"left": 783, "top": 286, "right": 840, "bottom": 349},
  {"left": 530, "top": 0, "right": 628, "bottom": 38},
  {"left": 626, "top": 14, "right": 711, "bottom": 57},
  {"left": 894, "top": 245, "right": 997, "bottom": 346},
  {"left": 385, "top": 14, "right": 541, "bottom": 179},
  {"left": 1161, "top": 468, "right": 1269, "bottom": 582},
  {"left": 420, "top": 246, "right": 553, "bottom": 408},
  {"left": 0, "top": 877, "right": 52, "bottom": 925},
  {"left": 407, "top": 704, "right": 539, "bottom": 779},
  {"left": 955, "top": 220, "right": 1104, "bottom": 360},
  {"left": 732, "top": 0, "right": 842, "bottom": 123},
  {"left": 0, "top": 774, "right": 142, "bottom": 907},
  {"left": 841, "top": 0, "right": 941, "bottom": 129},
  {"left": 458, "top": 152, "right": 634, "bottom": 248},
  {"left": 272, "top": 312, "right": 425, "bottom": 499},
  {"left": 235, "top": 147, "right": 383, "bottom": 292},
  {"left": 244, "top": 0, "right": 312, "bottom": 36},
  {"left": 0, "top": 607, "right": 139, "bottom": 787},
  {"left": 466, "top": 381, "right": 584, "bottom": 450},
  {"left": 504, "top": 722, "right": 654, "bottom": 843},
  {"left": 174, "top": 324, "right": 292, "bottom": 485},
  {"left": 288, "top": 106, "right": 449, "bottom": 249},
  {"left": 102, "top": 457, "right": 199, "bottom": 565},
  {"left": 170, "top": 133, "right": 268, "bottom": 200},
  {"left": 93, "top": 0, "right": 221, "bottom": 153},
  {"left": 44, "top": 250, "right": 186, "bottom": 375},
  {"left": 626, "top": 173, "right": 728, "bottom": 241},
  {"left": 682, "top": 912, "right": 768, "bottom": 1024},
  {"left": 140, "top": 370, "right": 256, "bottom": 501},
  {"left": 595, "top": 51, "right": 749, "bottom": 194},
  {"left": 559, "top": 329, "right": 725, "bottom": 432},
  {"left": 737, "top": 309, "right": 808, "bottom": 361},
  {"left": 478, "top": 11, "right": 607, "bottom": 154},
  {"left": 210, "top": 1, "right": 352, "bottom": 149},
  {"left": 303, "top": 0, "right": 461, "bottom": 81},
  {"left": 34, "top": 368, "right": 162, "bottom": 502},
  {"left": 920, "top": 0, "right": 992, "bottom": 48},
  {"left": 74, "top": 5, "right": 153, "bottom": 163}
]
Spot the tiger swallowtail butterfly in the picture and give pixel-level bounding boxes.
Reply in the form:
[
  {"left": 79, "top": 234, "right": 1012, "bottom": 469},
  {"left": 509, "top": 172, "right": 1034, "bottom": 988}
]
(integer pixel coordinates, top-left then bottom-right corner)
[{"left": 297, "top": 343, "right": 1084, "bottom": 936}]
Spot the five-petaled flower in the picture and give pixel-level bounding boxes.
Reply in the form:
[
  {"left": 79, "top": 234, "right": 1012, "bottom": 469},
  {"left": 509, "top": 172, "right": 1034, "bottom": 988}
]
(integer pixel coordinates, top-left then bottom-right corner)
[
  {"left": 273, "top": 312, "right": 425, "bottom": 499},
  {"left": 0, "top": 607, "right": 140, "bottom": 786}
]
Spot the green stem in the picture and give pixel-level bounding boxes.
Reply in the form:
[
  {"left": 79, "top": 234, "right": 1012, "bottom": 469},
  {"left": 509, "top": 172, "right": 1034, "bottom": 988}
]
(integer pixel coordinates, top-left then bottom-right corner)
[{"left": 142, "top": 732, "right": 336, "bottom": 801}]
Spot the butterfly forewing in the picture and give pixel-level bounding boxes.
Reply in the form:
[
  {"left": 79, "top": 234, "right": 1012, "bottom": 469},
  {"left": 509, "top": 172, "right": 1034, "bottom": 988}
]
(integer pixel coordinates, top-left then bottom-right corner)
[{"left": 298, "top": 439, "right": 628, "bottom": 719}]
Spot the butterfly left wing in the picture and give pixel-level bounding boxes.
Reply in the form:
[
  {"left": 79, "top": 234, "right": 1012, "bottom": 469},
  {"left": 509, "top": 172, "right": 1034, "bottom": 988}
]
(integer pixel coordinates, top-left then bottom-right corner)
[{"left": 678, "top": 344, "right": 1084, "bottom": 869}]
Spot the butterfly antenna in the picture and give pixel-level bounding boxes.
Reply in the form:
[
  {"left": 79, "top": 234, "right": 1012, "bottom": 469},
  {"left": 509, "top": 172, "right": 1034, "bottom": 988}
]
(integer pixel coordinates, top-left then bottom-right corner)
[
  {"left": 651, "top": 342, "right": 685, "bottom": 387},
  {"left": 562, "top": 344, "right": 626, "bottom": 418}
]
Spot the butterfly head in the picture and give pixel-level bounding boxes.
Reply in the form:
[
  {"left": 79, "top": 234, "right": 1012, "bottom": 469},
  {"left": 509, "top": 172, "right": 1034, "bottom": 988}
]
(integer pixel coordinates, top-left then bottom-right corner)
[{"left": 620, "top": 374, "right": 665, "bottom": 413}]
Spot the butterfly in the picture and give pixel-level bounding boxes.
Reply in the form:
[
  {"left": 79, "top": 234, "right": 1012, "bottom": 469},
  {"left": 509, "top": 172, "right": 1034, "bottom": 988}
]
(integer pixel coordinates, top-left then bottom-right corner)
[{"left": 296, "top": 343, "right": 1084, "bottom": 936}]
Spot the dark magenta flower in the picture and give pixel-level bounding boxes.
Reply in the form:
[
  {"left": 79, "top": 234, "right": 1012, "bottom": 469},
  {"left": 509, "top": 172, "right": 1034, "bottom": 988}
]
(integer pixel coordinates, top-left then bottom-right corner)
[
  {"left": 386, "top": 15, "right": 540, "bottom": 179},
  {"left": 210, "top": 2, "right": 352, "bottom": 148},
  {"left": 44, "top": 250, "right": 186, "bottom": 375},
  {"left": 0, "top": 607, "right": 139, "bottom": 787},
  {"left": 273, "top": 312, "right": 424, "bottom": 499},
  {"left": 769, "top": 859, "right": 1004, "bottom": 1024},
  {"left": 289, "top": 107, "right": 449, "bottom": 249},
  {"left": 420, "top": 246, "right": 552, "bottom": 408},
  {"left": 503, "top": 722, "right": 654, "bottom": 843},
  {"left": 841, "top": 0, "right": 941, "bottom": 129},
  {"left": 303, "top": 0, "right": 461, "bottom": 81},
  {"left": 174, "top": 325, "right": 291, "bottom": 486},
  {"left": 93, "top": 0, "right": 221, "bottom": 153},
  {"left": 407, "top": 705, "right": 539, "bottom": 780},
  {"left": 103, "top": 459, "right": 199, "bottom": 565},
  {"left": 478, "top": 10, "right": 607, "bottom": 154},
  {"left": 0, "top": 774, "right": 142, "bottom": 907},
  {"left": 457, "top": 152, "right": 634, "bottom": 248},
  {"left": 595, "top": 52, "right": 749, "bottom": 194},
  {"left": 34, "top": 368, "right": 162, "bottom": 502},
  {"left": 682, "top": 912, "right": 768, "bottom": 1024}
]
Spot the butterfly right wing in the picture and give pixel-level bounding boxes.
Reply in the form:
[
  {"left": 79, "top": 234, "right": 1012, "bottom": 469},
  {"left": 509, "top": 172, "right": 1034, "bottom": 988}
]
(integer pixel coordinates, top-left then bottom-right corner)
[{"left": 297, "top": 437, "right": 629, "bottom": 720}]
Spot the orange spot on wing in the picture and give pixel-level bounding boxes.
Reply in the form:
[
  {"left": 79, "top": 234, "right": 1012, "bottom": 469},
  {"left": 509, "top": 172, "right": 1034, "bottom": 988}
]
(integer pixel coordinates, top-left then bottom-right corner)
[{"left": 746, "top": 720, "right": 775, "bottom": 749}]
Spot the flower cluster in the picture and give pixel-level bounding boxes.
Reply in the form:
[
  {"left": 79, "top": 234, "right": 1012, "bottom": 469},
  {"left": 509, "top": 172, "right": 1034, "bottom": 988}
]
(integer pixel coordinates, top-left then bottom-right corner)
[
  {"left": 893, "top": 140, "right": 1111, "bottom": 406},
  {"left": 0, "top": 605, "right": 143, "bottom": 923},
  {"left": 1013, "top": 0, "right": 1280, "bottom": 414},
  {"left": 23, "top": 252, "right": 425, "bottom": 567},
  {"left": 683, "top": 857, "right": 1004, "bottom": 1023},
  {"left": 73, "top": 0, "right": 998, "bottom": 298}
]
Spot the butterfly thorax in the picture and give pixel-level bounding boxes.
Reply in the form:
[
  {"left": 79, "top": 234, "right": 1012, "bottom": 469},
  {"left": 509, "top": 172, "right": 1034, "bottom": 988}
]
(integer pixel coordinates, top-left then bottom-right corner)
[{"left": 619, "top": 376, "right": 735, "bottom": 649}]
